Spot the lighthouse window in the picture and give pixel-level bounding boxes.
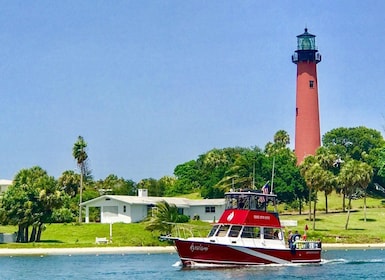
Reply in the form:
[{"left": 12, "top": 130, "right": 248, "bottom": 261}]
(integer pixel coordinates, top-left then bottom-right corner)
[{"left": 309, "top": 80, "right": 314, "bottom": 88}]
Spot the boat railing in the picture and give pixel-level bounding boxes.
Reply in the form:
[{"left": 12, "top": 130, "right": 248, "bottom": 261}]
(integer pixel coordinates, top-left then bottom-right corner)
[
  {"left": 160, "top": 222, "right": 208, "bottom": 240},
  {"left": 291, "top": 240, "right": 322, "bottom": 250},
  {"left": 225, "top": 191, "right": 278, "bottom": 212}
]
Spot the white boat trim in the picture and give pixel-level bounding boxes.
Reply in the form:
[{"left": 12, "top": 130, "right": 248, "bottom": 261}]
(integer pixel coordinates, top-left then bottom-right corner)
[
  {"left": 181, "top": 257, "right": 264, "bottom": 266},
  {"left": 229, "top": 245, "right": 291, "bottom": 264}
]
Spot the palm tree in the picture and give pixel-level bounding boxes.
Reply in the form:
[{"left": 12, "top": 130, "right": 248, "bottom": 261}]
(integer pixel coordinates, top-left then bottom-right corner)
[
  {"left": 303, "top": 163, "right": 326, "bottom": 230},
  {"left": 225, "top": 154, "right": 254, "bottom": 189},
  {"left": 339, "top": 160, "right": 373, "bottom": 229},
  {"left": 315, "top": 147, "right": 339, "bottom": 213},
  {"left": 58, "top": 170, "right": 80, "bottom": 197},
  {"left": 317, "top": 170, "right": 336, "bottom": 214},
  {"left": 273, "top": 130, "right": 290, "bottom": 148},
  {"left": 339, "top": 160, "right": 358, "bottom": 229},
  {"left": 357, "top": 162, "right": 373, "bottom": 222},
  {"left": 3, "top": 166, "right": 63, "bottom": 242},
  {"left": 299, "top": 156, "right": 317, "bottom": 223},
  {"left": 145, "top": 201, "right": 181, "bottom": 235},
  {"left": 72, "top": 136, "right": 88, "bottom": 223},
  {"left": 300, "top": 153, "right": 336, "bottom": 230},
  {"left": 265, "top": 130, "right": 291, "bottom": 156}
]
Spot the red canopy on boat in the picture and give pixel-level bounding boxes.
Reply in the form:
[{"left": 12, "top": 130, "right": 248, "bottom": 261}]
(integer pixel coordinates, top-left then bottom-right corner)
[{"left": 218, "top": 209, "right": 281, "bottom": 228}]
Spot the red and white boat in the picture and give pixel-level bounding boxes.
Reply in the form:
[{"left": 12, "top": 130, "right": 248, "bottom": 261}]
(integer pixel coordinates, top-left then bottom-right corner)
[{"left": 164, "top": 189, "right": 321, "bottom": 266}]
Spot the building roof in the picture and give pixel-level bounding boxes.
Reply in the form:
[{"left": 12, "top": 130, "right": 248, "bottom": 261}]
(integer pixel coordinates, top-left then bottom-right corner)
[
  {"left": 0, "top": 179, "right": 12, "bottom": 186},
  {"left": 187, "top": 198, "right": 225, "bottom": 206},
  {"left": 80, "top": 195, "right": 224, "bottom": 208}
]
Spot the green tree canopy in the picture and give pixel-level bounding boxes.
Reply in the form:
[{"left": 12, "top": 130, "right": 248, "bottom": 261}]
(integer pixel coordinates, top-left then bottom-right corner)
[
  {"left": 323, "top": 126, "right": 384, "bottom": 195},
  {"left": 322, "top": 127, "right": 385, "bottom": 161},
  {"left": 95, "top": 174, "right": 137, "bottom": 196},
  {"left": 1, "top": 166, "right": 64, "bottom": 242},
  {"left": 58, "top": 170, "right": 80, "bottom": 197},
  {"left": 171, "top": 160, "right": 201, "bottom": 196},
  {"left": 137, "top": 178, "right": 161, "bottom": 197}
]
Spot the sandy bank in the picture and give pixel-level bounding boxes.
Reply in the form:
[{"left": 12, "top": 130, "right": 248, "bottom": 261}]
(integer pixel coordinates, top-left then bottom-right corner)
[
  {"left": 322, "top": 243, "right": 385, "bottom": 249},
  {"left": 0, "top": 246, "right": 176, "bottom": 256}
]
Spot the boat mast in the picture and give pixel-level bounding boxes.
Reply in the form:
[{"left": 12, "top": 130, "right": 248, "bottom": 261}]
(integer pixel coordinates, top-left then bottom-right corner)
[
  {"left": 270, "top": 157, "right": 275, "bottom": 194},
  {"left": 252, "top": 161, "right": 255, "bottom": 189}
]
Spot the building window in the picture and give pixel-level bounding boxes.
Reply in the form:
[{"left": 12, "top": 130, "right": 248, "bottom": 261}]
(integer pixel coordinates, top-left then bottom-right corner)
[
  {"left": 123, "top": 205, "right": 126, "bottom": 213},
  {"left": 309, "top": 80, "right": 314, "bottom": 88},
  {"left": 148, "top": 205, "right": 156, "bottom": 217},
  {"left": 205, "top": 206, "right": 215, "bottom": 213}
]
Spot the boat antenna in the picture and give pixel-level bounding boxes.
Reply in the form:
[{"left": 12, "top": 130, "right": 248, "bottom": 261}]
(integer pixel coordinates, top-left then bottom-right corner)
[
  {"left": 270, "top": 157, "right": 275, "bottom": 194},
  {"left": 252, "top": 161, "right": 256, "bottom": 189}
]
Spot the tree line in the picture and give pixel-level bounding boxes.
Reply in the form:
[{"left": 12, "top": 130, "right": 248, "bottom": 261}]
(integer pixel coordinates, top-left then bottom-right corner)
[{"left": 1, "top": 126, "right": 385, "bottom": 242}]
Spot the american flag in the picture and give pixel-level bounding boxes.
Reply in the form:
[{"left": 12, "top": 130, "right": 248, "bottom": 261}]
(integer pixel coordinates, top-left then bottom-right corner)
[
  {"left": 258, "top": 182, "right": 269, "bottom": 203},
  {"left": 262, "top": 182, "right": 269, "bottom": 194}
]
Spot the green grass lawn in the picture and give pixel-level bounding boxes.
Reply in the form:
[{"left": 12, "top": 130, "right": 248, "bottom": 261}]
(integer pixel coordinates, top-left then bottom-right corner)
[
  {"left": 281, "top": 192, "right": 385, "bottom": 243},
  {"left": 0, "top": 220, "right": 212, "bottom": 249},
  {"left": 0, "top": 223, "right": 169, "bottom": 248},
  {"left": 281, "top": 208, "right": 385, "bottom": 244},
  {"left": 1, "top": 192, "right": 384, "bottom": 248}
]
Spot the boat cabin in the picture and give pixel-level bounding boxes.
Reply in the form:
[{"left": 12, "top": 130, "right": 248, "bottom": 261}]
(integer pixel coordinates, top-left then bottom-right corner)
[
  {"left": 208, "top": 190, "right": 285, "bottom": 245},
  {"left": 207, "top": 224, "right": 283, "bottom": 241}
]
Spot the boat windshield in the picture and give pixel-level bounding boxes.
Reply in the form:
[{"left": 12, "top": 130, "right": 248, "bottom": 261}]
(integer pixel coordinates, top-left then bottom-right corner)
[
  {"left": 241, "top": 226, "right": 260, "bottom": 239},
  {"left": 225, "top": 191, "right": 276, "bottom": 211},
  {"left": 229, "top": 225, "right": 242, "bottom": 237},
  {"left": 216, "top": 225, "right": 230, "bottom": 237},
  {"left": 207, "top": 225, "right": 219, "bottom": 237}
]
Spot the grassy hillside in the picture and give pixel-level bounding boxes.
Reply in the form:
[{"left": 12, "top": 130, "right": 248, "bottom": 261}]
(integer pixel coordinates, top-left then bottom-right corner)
[
  {"left": 280, "top": 191, "right": 385, "bottom": 243},
  {"left": 281, "top": 208, "right": 385, "bottom": 244}
]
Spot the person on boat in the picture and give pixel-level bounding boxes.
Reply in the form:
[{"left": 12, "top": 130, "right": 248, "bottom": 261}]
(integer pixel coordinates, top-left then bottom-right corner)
[
  {"left": 288, "top": 230, "right": 293, "bottom": 247},
  {"left": 290, "top": 231, "right": 301, "bottom": 250},
  {"left": 274, "top": 230, "right": 279, "bottom": 239},
  {"left": 293, "top": 231, "right": 301, "bottom": 241},
  {"left": 278, "top": 230, "right": 283, "bottom": 240}
]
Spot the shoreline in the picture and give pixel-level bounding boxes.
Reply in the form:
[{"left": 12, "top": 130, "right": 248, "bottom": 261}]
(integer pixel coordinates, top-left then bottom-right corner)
[
  {"left": 322, "top": 243, "right": 385, "bottom": 249},
  {"left": 0, "top": 246, "right": 176, "bottom": 256},
  {"left": 1, "top": 243, "right": 385, "bottom": 256}
]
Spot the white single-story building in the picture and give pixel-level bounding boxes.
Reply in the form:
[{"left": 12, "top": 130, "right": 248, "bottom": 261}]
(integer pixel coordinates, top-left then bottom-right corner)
[
  {"left": 0, "top": 179, "right": 12, "bottom": 194},
  {"left": 80, "top": 190, "right": 225, "bottom": 224}
]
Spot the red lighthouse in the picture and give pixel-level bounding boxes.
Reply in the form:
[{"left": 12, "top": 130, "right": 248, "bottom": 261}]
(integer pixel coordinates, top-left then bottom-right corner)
[{"left": 292, "top": 28, "right": 321, "bottom": 164}]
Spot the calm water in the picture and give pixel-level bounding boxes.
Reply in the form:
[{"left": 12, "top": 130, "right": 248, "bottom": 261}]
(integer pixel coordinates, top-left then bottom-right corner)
[{"left": 1, "top": 249, "right": 385, "bottom": 279}]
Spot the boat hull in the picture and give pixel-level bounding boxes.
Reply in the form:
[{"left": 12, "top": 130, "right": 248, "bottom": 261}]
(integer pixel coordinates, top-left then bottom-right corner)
[{"left": 174, "top": 239, "right": 321, "bottom": 266}]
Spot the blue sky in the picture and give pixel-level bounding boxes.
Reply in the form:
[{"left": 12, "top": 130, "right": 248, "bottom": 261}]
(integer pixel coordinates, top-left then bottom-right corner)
[{"left": 1, "top": 1, "right": 384, "bottom": 182}]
